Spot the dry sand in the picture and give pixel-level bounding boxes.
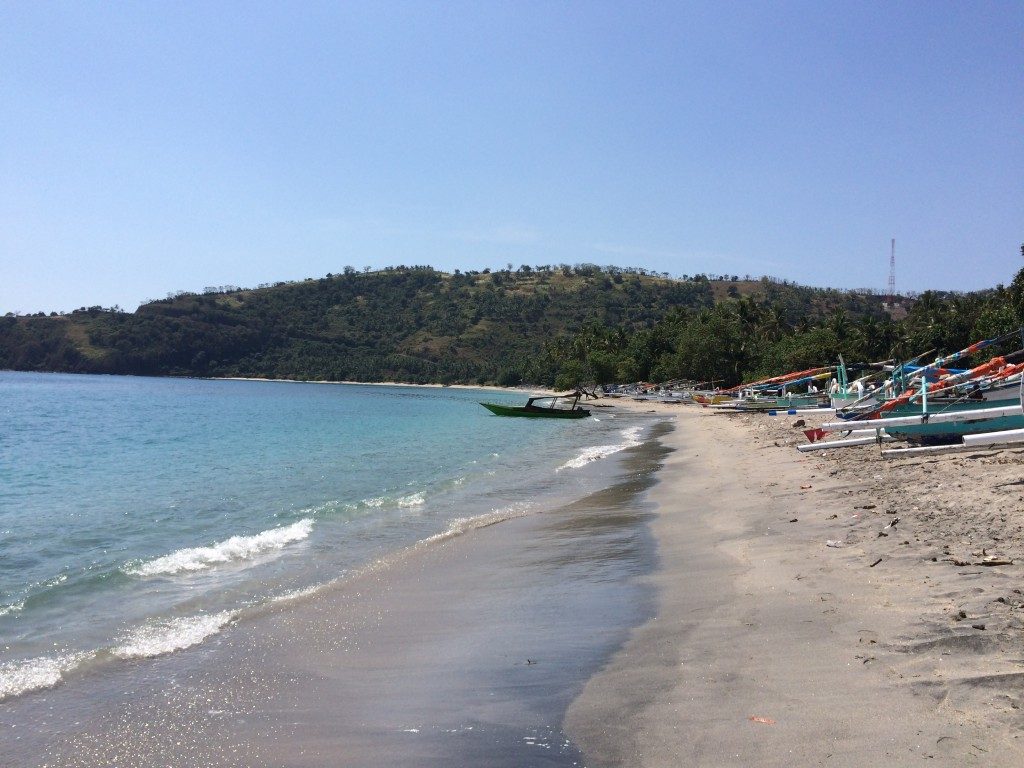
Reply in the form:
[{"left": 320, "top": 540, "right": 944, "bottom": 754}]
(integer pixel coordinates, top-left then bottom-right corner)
[{"left": 568, "top": 402, "right": 1024, "bottom": 766}]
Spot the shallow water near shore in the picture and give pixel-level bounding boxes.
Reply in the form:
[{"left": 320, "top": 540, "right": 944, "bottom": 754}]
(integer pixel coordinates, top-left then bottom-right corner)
[{"left": 1, "top": 371, "right": 670, "bottom": 765}]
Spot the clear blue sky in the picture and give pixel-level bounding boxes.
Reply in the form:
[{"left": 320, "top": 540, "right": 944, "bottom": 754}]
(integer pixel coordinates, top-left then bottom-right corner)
[{"left": 2, "top": 1, "right": 1021, "bottom": 313}]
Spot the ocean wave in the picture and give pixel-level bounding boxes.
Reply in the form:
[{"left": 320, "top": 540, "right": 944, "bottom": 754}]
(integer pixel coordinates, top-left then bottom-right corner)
[
  {"left": 417, "top": 503, "right": 532, "bottom": 548},
  {"left": 0, "top": 573, "right": 68, "bottom": 618},
  {"left": 343, "top": 491, "right": 426, "bottom": 511},
  {"left": 125, "top": 519, "right": 314, "bottom": 577},
  {"left": 0, "top": 651, "right": 92, "bottom": 701},
  {"left": 0, "top": 599, "right": 25, "bottom": 618},
  {"left": 557, "top": 426, "right": 645, "bottom": 470},
  {"left": 269, "top": 583, "right": 329, "bottom": 605},
  {"left": 397, "top": 492, "right": 425, "bottom": 508},
  {"left": 112, "top": 611, "right": 236, "bottom": 659}
]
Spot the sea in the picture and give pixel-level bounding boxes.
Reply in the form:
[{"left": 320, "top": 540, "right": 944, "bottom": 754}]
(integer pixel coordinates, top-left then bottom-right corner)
[{"left": 0, "top": 371, "right": 657, "bottom": 706}]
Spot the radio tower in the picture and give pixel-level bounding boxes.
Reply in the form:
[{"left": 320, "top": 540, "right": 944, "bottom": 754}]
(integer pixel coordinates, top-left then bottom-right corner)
[{"left": 887, "top": 238, "right": 896, "bottom": 300}]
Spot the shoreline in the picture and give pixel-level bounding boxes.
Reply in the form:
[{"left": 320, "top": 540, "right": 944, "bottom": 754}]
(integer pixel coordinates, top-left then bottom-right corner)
[
  {"left": 0, "top": 369, "right": 558, "bottom": 396},
  {"left": 209, "top": 375, "right": 557, "bottom": 396}
]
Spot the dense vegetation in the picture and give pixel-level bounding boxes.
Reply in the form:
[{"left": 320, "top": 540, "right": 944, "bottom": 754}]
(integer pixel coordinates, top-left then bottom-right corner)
[{"left": 3, "top": 260, "right": 1023, "bottom": 389}]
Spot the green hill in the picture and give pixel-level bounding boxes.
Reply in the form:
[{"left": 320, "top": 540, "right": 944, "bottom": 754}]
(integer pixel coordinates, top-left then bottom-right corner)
[
  {"left": 3, "top": 263, "right": 1021, "bottom": 387},
  {"left": 1, "top": 265, "right": 708, "bottom": 383}
]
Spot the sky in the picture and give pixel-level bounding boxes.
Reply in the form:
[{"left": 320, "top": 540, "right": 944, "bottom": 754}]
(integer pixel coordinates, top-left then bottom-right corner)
[{"left": 1, "top": 1, "right": 1021, "bottom": 313}]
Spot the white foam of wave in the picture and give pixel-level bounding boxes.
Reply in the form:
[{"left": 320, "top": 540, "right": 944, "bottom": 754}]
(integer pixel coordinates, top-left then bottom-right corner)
[
  {"left": 112, "top": 611, "right": 236, "bottom": 659},
  {"left": 343, "top": 504, "right": 534, "bottom": 583},
  {"left": 270, "top": 583, "right": 328, "bottom": 605},
  {"left": 126, "top": 519, "right": 314, "bottom": 577},
  {"left": 397, "top": 492, "right": 425, "bottom": 508},
  {"left": 557, "top": 426, "right": 645, "bottom": 470},
  {"left": 336, "top": 490, "right": 429, "bottom": 514},
  {"left": 417, "top": 503, "right": 532, "bottom": 548},
  {"left": 0, "top": 573, "right": 68, "bottom": 618},
  {"left": 0, "top": 651, "right": 92, "bottom": 701},
  {"left": 0, "top": 599, "right": 25, "bottom": 618}
]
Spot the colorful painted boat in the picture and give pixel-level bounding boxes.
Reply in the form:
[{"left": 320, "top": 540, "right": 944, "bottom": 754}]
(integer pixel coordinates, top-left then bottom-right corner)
[
  {"left": 734, "top": 393, "right": 828, "bottom": 412},
  {"left": 692, "top": 393, "right": 732, "bottom": 405},
  {"left": 884, "top": 412, "right": 1024, "bottom": 445},
  {"left": 838, "top": 395, "right": 1024, "bottom": 445}
]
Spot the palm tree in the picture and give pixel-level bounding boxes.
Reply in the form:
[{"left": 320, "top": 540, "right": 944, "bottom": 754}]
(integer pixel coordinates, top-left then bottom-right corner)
[
  {"left": 736, "top": 296, "right": 762, "bottom": 334},
  {"left": 854, "top": 315, "right": 880, "bottom": 359},
  {"left": 827, "top": 310, "right": 849, "bottom": 342},
  {"left": 758, "top": 304, "right": 789, "bottom": 343}
]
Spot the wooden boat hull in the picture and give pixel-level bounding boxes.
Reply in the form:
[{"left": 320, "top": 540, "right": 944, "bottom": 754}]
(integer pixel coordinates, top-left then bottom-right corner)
[
  {"left": 983, "top": 382, "right": 1023, "bottom": 402},
  {"left": 480, "top": 402, "right": 591, "bottom": 419},
  {"left": 886, "top": 398, "right": 1009, "bottom": 416},
  {"left": 734, "top": 395, "right": 827, "bottom": 412},
  {"left": 838, "top": 397, "right": 1006, "bottom": 421},
  {"left": 886, "top": 413, "right": 1024, "bottom": 445},
  {"left": 693, "top": 394, "right": 732, "bottom": 405}
]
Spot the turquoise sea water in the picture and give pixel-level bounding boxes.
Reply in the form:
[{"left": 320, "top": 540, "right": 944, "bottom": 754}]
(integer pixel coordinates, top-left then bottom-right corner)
[{"left": 0, "top": 372, "right": 653, "bottom": 701}]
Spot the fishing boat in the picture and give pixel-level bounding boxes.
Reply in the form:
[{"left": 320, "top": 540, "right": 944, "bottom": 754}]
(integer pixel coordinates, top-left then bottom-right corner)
[
  {"left": 479, "top": 391, "right": 592, "bottom": 419},
  {"left": 693, "top": 393, "right": 733, "bottom": 405},
  {"left": 884, "top": 410, "right": 1024, "bottom": 445},
  {"left": 822, "top": 399, "right": 1024, "bottom": 447},
  {"left": 836, "top": 335, "right": 1024, "bottom": 423},
  {"left": 707, "top": 366, "right": 835, "bottom": 412},
  {"left": 809, "top": 337, "right": 1024, "bottom": 446},
  {"left": 733, "top": 392, "right": 829, "bottom": 412},
  {"left": 871, "top": 389, "right": 1024, "bottom": 445}
]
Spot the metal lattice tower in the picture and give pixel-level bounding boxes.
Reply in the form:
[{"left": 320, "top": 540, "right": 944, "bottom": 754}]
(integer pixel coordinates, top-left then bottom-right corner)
[{"left": 888, "top": 238, "right": 896, "bottom": 299}]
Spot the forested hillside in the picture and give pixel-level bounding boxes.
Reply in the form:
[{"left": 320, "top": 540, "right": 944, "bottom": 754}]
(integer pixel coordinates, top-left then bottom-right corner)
[{"left": 3, "top": 262, "right": 1023, "bottom": 387}]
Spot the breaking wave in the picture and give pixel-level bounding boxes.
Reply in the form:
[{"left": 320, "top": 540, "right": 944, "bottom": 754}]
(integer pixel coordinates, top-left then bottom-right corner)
[
  {"left": 0, "top": 599, "right": 25, "bottom": 618},
  {"left": 417, "top": 503, "right": 533, "bottom": 548},
  {"left": 112, "top": 611, "right": 237, "bottom": 659},
  {"left": 0, "top": 573, "right": 68, "bottom": 618},
  {"left": 557, "top": 426, "right": 645, "bottom": 470},
  {"left": 125, "top": 519, "right": 314, "bottom": 577},
  {"left": 333, "top": 489, "right": 428, "bottom": 514},
  {"left": 269, "top": 583, "right": 330, "bottom": 605},
  {"left": 0, "top": 651, "right": 93, "bottom": 701}
]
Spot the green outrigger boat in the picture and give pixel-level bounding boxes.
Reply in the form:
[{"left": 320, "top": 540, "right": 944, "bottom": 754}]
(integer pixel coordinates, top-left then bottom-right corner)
[
  {"left": 480, "top": 392, "right": 592, "bottom": 419},
  {"left": 867, "top": 398, "right": 1024, "bottom": 445}
]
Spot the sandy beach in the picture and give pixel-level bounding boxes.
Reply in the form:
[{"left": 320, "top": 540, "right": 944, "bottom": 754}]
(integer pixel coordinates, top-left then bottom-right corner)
[
  {"left": 5, "top": 396, "right": 1024, "bottom": 766},
  {"left": 567, "top": 401, "right": 1024, "bottom": 765}
]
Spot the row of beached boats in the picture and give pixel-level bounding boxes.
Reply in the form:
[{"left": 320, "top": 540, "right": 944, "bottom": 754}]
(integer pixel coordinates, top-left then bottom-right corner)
[
  {"left": 597, "top": 333, "right": 1024, "bottom": 456},
  {"left": 479, "top": 333, "right": 1024, "bottom": 451},
  {"left": 680, "top": 332, "right": 1024, "bottom": 457},
  {"left": 798, "top": 335, "right": 1024, "bottom": 457}
]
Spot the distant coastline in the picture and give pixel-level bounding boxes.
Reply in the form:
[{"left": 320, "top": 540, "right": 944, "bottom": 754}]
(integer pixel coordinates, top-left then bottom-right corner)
[{"left": 208, "top": 375, "right": 555, "bottom": 396}]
